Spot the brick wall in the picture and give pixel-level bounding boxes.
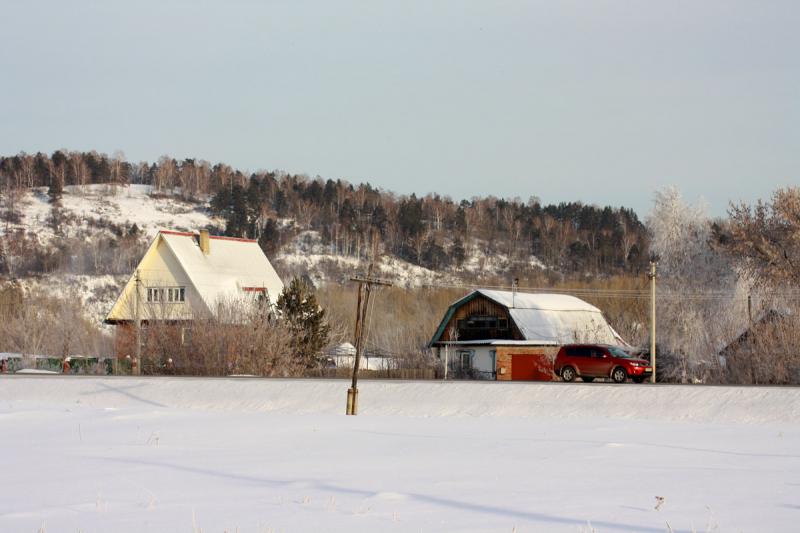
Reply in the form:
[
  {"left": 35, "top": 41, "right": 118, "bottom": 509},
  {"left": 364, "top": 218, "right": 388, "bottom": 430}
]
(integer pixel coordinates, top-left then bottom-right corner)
[{"left": 495, "top": 346, "right": 559, "bottom": 381}]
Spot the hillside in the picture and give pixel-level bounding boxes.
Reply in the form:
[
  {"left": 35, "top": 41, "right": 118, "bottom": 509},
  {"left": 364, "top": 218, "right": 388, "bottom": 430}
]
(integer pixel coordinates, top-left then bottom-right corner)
[
  {"left": 1, "top": 150, "right": 650, "bottom": 278},
  {"left": 0, "top": 149, "right": 653, "bottom": 329},
  {"left": 2, "top": 184, "right": 475, "bottom": 325}
]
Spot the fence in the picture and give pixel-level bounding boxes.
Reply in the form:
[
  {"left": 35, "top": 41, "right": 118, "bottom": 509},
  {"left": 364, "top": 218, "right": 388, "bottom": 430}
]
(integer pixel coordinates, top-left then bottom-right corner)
[
  {"left": 304, "top": 367, "right": 437, "bottom": 380},
  {"left": 0, "top": 353, "right": 437, "bottom": 380},
  {"left": 0, "top": 354, "right": 116, "bottom": 375}
]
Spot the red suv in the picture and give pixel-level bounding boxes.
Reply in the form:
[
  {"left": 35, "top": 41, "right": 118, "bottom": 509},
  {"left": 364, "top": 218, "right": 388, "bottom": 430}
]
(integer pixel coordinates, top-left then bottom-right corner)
[{"left": 554, "top": 344, "right": 652, "bottom": 383}]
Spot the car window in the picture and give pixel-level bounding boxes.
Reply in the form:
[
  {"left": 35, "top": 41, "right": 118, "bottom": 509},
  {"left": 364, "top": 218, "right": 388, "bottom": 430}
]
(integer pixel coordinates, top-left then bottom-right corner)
[
  {"left": 566, "top": 347, "right": 591, "bottom": 357},
  {"left": 567, "top": 346, "right": 602, "bottom": 357},
  {"left": 607, "top": 346, "right": 637, "bottom": 359}
]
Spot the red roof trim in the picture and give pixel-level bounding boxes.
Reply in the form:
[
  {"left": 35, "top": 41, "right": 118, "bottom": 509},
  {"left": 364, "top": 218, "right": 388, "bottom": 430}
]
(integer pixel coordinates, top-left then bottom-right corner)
[
  {"left": 242, "top": 287, "right": 267, "bottom": 292},
  {"left": 158, "top": 230, "right": 257, "bottom": 243},
  {"left": 209, "top": 235, "right": 258, "bottom": 243},
  {"left": 159, "top": 230, "right": 195, "bottom": 237}
]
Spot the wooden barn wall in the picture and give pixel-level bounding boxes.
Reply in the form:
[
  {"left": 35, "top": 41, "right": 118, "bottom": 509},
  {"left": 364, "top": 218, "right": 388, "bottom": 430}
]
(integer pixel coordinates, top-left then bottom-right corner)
[{"left": 439, "top": 295, "right": 523, "bottom": 341}]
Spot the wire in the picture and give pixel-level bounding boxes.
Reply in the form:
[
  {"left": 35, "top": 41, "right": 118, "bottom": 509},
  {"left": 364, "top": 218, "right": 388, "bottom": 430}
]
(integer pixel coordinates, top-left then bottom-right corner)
[{"left": 361, "top": 284, "right": 380, "bottom": 352}]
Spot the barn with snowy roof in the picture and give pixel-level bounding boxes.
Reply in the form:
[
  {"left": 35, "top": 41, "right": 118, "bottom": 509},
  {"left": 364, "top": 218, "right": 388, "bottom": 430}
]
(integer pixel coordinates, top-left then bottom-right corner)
[
  {"left": 105, "top": 229, "right": 284, "bottom": 357},
  {"left": 429, "top": 289, "right": 626, "bottom": 381}
]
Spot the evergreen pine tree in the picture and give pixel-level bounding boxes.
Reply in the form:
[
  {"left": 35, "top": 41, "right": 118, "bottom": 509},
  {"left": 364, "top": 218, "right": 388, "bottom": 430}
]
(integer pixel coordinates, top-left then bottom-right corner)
[
  {"left": 277, "top": 277, "right": 331, "bottom": 367},
  {"left": 258, "top": 218, "right": 280, "bottom": 256}
]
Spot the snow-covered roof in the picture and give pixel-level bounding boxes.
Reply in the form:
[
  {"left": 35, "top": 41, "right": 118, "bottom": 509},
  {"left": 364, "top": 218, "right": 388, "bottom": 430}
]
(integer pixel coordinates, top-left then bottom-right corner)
[
  {"left": 160, "top": 231, "right": 284, "bottom": 310},
  {"left": 430, "top": 289, "right": 626, "bottom": 346},
  {"left": 436, "top": 340, "right": 560, "bottom": 346},
  {"left": 476, "top": 289, "right": 603, "bottom": 313},
  {"left": 106, "top": 230, "right": 284, "bottom": 322}
]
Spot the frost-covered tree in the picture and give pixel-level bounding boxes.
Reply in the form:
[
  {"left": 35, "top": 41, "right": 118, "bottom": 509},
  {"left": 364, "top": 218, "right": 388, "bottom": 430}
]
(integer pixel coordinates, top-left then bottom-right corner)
[
  {"left": 648, "top": 187, "right": 718, "bottom": 281},
  {"left": 646, "top": 187, "right": 740, "bottom": 383}
]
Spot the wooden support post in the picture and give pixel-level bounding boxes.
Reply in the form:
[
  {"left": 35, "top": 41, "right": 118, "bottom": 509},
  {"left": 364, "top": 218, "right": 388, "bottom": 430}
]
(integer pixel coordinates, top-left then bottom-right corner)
[
  {"left": 648, "top": 261, "right": 657, "bottom": 384},
  {"left": 346, "top": 263, "right": 392, "bottom": 415},
  {"left": 134, "top": 269, "right": 142, "bottom": 376}
]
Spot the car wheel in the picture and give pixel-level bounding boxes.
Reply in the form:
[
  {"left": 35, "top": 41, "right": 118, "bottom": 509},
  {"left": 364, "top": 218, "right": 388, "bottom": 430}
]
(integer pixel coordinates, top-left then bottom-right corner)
[
  {"left": 582, "top": 376, "right": 595, "bottom": 383},
  {"left": 632, "top": 376, "right": 645, "bottom": 384},
  {"left": 561, "top": 366, "right": 577, "bottom": 382},
  {"left": 611, "top": 367, "right": 627, "bottom": 383}
]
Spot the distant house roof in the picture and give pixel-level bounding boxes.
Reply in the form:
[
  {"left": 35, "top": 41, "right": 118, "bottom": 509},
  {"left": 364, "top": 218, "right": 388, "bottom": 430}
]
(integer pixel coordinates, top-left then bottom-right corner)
[
  {"left": 430, "top": 289, "right": 626, "bottom": 347},
  {"left": 106, "top": 230, "right": 284, "bottom": 323},
  {"left": 718, "top": 308, "right": 792, "bottom": 356}
]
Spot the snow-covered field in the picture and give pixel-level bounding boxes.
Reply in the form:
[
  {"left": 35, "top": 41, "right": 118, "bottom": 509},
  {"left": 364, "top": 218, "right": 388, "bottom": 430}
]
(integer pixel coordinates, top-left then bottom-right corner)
[{"left": 1, "top": 378, "right": 798, "bottom": 532}]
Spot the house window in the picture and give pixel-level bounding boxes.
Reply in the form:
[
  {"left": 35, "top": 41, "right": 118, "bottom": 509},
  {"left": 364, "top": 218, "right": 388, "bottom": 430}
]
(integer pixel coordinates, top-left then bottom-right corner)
[
  {"left": 458, "top": 350, "right": 472, "bottom": 370},
  {"left": 146, "top": 287, "right": 185, "bottom": 303},
  {"left": 456, "top": 315, "right": 511, "bottom": 341}
]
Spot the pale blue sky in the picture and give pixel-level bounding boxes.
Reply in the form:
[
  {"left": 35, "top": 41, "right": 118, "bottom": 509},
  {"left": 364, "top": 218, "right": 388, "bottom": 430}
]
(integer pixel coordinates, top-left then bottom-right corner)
[{"left": 1, "top": 0, "right": 797, "bottom": 215}]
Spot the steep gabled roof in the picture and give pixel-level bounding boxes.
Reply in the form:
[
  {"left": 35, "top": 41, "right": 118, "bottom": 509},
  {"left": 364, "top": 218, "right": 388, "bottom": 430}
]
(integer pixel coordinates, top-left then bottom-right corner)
[
  {"left": 159, "top": 231, "right": 284, "bottom": 311},
  {"left": 106, "top": 230, "right": 283, "bottom": 323},
  {"left": 429, "top": 289, "right": 626, "bottom": 346}
]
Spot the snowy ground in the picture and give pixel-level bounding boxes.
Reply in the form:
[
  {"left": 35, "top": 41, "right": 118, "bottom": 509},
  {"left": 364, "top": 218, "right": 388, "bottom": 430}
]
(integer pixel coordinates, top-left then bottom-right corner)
[
  {"left": 17, "top": 184, "right": 219, "bottom": 241},
  {"left": 1, "top": 378, "right": 799, "bottom": 533}
]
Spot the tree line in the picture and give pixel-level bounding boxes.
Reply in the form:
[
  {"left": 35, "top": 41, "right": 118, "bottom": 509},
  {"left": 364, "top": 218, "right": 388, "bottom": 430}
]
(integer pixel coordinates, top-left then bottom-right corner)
[{"left": 0, "top": 150, "right": 649, "bottom": 277}]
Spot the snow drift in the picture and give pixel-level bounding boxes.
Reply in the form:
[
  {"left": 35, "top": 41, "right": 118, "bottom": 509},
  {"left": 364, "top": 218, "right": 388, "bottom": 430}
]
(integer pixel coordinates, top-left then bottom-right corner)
[{"left": 2, "top": 376, "right": 798, "bottom": 425}]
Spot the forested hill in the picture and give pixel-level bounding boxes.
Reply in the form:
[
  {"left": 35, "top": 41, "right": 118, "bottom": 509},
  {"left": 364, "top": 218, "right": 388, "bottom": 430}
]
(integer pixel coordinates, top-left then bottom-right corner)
[{"left": 1, "top": 150, "right": 648, "bottom": 278}]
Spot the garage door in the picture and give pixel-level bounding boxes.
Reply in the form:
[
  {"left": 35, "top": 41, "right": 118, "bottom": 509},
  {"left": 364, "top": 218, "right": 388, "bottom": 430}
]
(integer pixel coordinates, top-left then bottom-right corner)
[{"left": 511, "top": 354, "right": 554, "bottom": 381}]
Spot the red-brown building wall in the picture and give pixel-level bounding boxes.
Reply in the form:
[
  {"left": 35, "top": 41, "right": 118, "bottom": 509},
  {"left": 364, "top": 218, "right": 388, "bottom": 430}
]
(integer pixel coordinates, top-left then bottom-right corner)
[{"left": 495, "top": 346, "right": 559, "bottom": 381}]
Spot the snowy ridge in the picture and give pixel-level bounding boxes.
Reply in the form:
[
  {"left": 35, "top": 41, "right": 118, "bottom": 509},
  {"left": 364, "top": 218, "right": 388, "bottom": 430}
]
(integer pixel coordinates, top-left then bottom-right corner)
[
  {"left": 15, "top": 184, "right": 219, "bottom": 241},
  {"left": 10, "top": 186, "right": 496, "bottom": 294},
  {"left": 3, "top": 376, "right": 798, "bottom": 424},
  {"left": 277, "top": 230, "right": 460, "bottom": 287}
]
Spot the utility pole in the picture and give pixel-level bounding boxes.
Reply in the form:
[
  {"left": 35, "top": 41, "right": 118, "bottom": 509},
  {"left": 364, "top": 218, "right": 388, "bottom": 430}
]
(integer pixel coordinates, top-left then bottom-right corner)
[
  {"left": 648, "top": 261, "right": 657, "bottom": 384},
  {"left": 346, "top": 263, "right": 392, "bottom": 416},
  {"left": 134, "top": 269, "right": 142, "bottom": 376}
]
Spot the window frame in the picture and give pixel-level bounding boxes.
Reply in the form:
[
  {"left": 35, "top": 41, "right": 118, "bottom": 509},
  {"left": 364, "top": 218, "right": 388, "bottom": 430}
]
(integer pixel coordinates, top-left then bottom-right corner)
[
  {"left": 145, "top": 286, "right": 186, "bottom": 303},
  {"left": 458, "top": 350, "right": 472, "bottom": 370}
]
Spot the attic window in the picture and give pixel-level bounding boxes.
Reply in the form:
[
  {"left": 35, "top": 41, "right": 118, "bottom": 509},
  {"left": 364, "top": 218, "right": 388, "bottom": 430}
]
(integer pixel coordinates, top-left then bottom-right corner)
[
  {"left": 458, "top": 316, "right": 508, "bottom": 330},
  {"left": 146, "top": 287, "right": 185, "bottom": 303},
  {"left": 455, "top": 315, "right": 512, "bottom": 341}
]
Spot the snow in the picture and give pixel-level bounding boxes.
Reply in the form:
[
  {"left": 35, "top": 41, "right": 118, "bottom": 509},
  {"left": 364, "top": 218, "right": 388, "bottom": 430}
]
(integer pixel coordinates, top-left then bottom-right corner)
[
  {"left": 477, "top": 290, "right": 603, "bottom": 312},
  {"left": 277, "top": 231, "right": 457, "bottom": 288},
  {"left": 441, "top": 290, "right": 625, "bottom": 346},
  {"left": 1, "top": 376, "right": 798, "bottom": 532},
  {"left": 106, "top": 231, "right": 285, "bottom": 322},
  {"left": 19, "top": 274, "right": 125, "bottom": 328},
  {"left": 13, "top": 185, "right": 221, "bottom": 242},
  {"left": 162, "top": 232, "right": 284, "bottom": 311}
]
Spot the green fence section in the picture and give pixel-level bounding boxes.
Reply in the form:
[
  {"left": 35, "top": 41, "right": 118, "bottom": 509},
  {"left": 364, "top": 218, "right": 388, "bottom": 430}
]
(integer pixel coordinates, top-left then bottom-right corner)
[
  {"left": 1, "top": 355, "right": 436, "bottom": 379},
  {"left": 0, "top": 355, "right": 117, "bottom": 375}
]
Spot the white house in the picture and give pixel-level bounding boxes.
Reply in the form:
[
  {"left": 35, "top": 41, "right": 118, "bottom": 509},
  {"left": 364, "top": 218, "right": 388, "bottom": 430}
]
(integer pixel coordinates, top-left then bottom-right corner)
[
  {"left": 326, "top": 342, "right": 400, "bottom": 372},
  {"left": 106, "top": 229, "right": 284, "bottom": 355}
]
